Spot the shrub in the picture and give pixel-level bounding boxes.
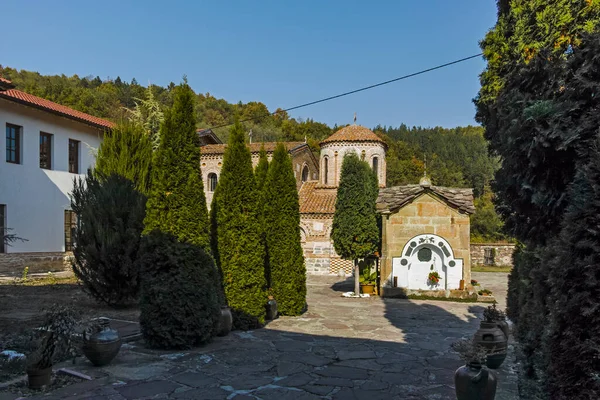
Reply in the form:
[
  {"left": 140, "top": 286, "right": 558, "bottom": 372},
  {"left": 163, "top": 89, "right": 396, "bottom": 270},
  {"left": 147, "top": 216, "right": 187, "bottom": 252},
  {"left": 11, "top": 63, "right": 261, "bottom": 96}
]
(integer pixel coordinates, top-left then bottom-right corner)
[
  {"left": 71, "top": 171, "right": 146, "bottom": 307},
  {"left": 138, "top": 231, "right": 220, "bottom": 349}
]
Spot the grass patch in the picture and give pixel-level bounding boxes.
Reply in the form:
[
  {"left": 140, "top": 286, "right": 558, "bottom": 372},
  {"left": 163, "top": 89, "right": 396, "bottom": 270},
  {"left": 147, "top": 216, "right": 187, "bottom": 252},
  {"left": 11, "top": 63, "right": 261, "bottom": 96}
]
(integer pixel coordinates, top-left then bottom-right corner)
[
  {"left": 472, "top": 265, "right": 512, "bottom": 273},
  {"left": 407, "top": 294, "right": 478, "bottom": 303}
]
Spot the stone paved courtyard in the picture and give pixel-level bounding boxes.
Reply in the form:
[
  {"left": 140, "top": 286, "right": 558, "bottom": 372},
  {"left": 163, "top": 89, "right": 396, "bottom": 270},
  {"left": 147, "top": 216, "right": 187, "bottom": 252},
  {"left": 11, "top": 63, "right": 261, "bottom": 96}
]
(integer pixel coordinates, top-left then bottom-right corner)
[{"left": 6, "top": 273, "right": 517, "bottom": 400}]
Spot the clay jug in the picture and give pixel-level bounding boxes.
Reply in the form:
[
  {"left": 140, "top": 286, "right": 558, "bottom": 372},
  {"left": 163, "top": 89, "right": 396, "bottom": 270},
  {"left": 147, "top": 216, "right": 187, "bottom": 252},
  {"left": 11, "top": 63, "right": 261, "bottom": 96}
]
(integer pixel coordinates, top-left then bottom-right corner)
[
  {"left": 218, "top": 306, "right": 233, "bottom": 336},
  {"left": 455, "top": 362, "right": 497, "bottom": 400},
  {"left": 474, "top": 321, "right": 507, "bottom": 369},
  {"left": 82, "top": 318, "right": 121, "bottom": 367},
  {"left": 496, "top": 319, "right": 509, "bottom": 339},
  {"left": 266, "top": 297, "right": 278, "bottom": 320}
]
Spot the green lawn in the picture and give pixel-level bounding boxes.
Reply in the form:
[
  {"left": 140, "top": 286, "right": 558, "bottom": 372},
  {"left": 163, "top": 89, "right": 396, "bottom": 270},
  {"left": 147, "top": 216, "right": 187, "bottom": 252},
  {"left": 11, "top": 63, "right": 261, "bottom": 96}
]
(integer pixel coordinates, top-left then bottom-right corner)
[{"left": 472, "top": 265, "right": 512, "bottom": 273}]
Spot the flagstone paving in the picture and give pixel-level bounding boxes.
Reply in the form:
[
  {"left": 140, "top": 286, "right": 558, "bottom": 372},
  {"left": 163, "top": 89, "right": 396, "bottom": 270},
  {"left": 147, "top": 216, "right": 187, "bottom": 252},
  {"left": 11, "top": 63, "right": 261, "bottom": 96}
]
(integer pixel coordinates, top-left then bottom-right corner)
[{"left": 16, "top": 273, "right": 517, "bottom": 400}]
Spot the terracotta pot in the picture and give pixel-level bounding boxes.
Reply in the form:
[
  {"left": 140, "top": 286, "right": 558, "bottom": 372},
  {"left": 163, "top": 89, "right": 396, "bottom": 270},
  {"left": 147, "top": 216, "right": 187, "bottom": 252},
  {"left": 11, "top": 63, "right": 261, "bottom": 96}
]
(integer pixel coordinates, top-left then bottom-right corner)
[
  {"left": 496, "top": 319, "right": 509, "bottom": 339},
  {"left": 474, "top": 321, "right": 507, "bottom": 369},
  {"left": 266, "top": 299, "right": 278, "bottom": 321},
  {"left": 27, "top": 366, "right": 52, "bottom": 389},
  {"left": 218, "top": 306, "right": 233, "bottom": 336},
  {"left": 454, "top": 362, "right": 497, "bottom": 400},
  {"left": 82, "top": 318, "right": 122, "bottom": 367},
  {"left": 360, "top": 284, "right": 376, "bottom": 295}
]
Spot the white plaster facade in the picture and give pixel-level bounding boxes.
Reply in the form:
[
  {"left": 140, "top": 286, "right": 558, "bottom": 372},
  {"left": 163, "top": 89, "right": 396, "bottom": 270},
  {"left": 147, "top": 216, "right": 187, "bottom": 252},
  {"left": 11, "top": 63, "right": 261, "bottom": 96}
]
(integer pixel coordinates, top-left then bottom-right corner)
[{"left": 0, "top": 98, "right": 104, "bottom": 253}]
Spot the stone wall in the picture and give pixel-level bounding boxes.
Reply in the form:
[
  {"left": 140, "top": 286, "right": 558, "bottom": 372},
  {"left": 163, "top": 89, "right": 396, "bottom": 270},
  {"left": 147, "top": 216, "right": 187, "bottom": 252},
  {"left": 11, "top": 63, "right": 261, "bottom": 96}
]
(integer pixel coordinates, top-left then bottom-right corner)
[
  {"left": 300, "top": 214, "right": 354, "bottom": 275},
  {"left": 0, "top": 252, "right": 73, "bottom": 277},
  {"left": 470, "top": 243, "right": 515, "bottom": 267},
  {"left": 380, "top": 193, "right": 471, "bottom": 288}
]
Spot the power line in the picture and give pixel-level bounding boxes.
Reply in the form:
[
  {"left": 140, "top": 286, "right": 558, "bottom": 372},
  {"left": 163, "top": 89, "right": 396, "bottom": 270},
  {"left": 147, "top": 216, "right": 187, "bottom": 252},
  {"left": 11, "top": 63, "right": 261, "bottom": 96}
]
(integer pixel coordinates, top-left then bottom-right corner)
[{"left": 208, "top": 53, "right": 483, "bottom": 130}]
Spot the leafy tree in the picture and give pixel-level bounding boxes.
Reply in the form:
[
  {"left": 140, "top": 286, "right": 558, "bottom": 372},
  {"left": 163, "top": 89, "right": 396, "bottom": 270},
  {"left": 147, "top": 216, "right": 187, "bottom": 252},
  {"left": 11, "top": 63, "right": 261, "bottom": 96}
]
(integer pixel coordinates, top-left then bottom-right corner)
[
  {"left": 211, "top": 120, "right": 266, "bottom": 329},
  {"left": 331, "top": 152, "right": 380, "bottom": 295},
  {"left": 263, "top": 143, "right": 306, "bottom": 315},
  {"left": 138, "top": 231, "right": 220, "bottom": 349},
  {"left": 95, "top": 121, "right": 152, "bottom": 194},
  {"left": 71, "top": 171, "right": 146, "bottom": 307},
  {"left": 470, "top": 187, "right": 506, "bottom": 243},
  {"left": 143, "top": 82, "right": 210, "bottom": 250}
]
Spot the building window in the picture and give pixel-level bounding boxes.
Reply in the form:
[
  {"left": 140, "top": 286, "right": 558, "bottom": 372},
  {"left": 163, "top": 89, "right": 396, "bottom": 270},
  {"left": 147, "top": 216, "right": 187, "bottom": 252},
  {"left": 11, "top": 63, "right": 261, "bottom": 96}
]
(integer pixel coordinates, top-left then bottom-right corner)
[
  {"left": 64, "top": 210, "right": 77, "bottom": 251},
  {"left": 484, "top": 248, "right": 496, "bottom": 266},
  {"left": 0, "top": 205, "right": 5, "bottom": 253},
  {"left": 6, "top": 124, "right": 21, "bottom": 164},
  {"left": 301, "top": 165, "right": 309, "bottom": 182},
  {"left": 208, "top": 173, "right": 218, "bottom": 192},
  {"left": 39, "top": 132, "right": 53, "bottom": 169},
  {"left": 372, "top": 156, "right": 379, "bottom": 176},
  {"left": 324, "top": 157, "right": 329, "bottom": 185},
  {"left": 68, "top": 139, "right": 80, "bottom": 174}
]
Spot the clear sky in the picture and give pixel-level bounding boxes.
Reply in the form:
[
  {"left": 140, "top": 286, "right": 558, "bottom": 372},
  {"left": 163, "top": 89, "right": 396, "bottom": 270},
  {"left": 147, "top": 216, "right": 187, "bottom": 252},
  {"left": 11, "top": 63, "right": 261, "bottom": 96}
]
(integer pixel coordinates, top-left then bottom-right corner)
[{"left": 1, "top": 1, "right": 497, "bottom": 129}]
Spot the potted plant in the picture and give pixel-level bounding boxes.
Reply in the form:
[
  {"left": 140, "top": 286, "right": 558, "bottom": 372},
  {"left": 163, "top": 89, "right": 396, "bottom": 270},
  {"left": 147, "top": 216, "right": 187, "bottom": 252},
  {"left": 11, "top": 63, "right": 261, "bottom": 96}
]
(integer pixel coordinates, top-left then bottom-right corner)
[
  {"left": 427, "top": 271, "right": 441, "bottom": 286},
  {"left": 359, "top": 266, "right": 377, "bottom": 295},
  {"left": 26, "top": 306, "right": 78, "bottom": 389},
  {"left": 484, "top": 303, "right": 509, "bottom": 338},
  {"left": 452, "top": 338, "right": 497, "bottom": 400},
  {"left": 474, "top": 306, "right": 508, "bottom": 369},
  {"left": 266, "top": 289, "right": 278, "bottom": 321}
]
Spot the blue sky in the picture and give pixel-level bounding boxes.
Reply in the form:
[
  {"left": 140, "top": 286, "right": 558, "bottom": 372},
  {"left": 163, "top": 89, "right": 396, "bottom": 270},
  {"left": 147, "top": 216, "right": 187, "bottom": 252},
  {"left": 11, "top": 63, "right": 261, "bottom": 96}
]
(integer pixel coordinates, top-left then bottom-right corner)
[{"left": 1, "top": 1, "right": 497, "bottom": 129}]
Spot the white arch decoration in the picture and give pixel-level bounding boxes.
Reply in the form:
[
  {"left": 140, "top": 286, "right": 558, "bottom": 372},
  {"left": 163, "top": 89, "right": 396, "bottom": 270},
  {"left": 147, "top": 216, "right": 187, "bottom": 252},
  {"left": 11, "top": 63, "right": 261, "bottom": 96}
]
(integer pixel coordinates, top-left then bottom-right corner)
[{"left": 389, "top": 234, "right": 463, "bottom": 291}]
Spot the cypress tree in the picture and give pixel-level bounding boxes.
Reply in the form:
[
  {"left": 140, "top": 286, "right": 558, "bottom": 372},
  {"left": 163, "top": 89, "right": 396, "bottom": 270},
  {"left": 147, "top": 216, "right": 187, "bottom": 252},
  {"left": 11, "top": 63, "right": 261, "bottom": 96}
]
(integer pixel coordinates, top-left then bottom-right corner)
[
  {"left": 255, "top": 145, "right": 269, "bottom": 192},
  {"left": 254, "top": 145, "right": 270, "bottom": 287},
  {"left": 95, "top": 120, "right": 152, "bottom": 194},
  {"left": 331, "top": 152, "right": 380, "bottom": 295},
  {"left": 211, "top": 120, "right": 266, "bottom": 329},
  {"left": 143, "top": 82, "right": 210, "bottom": 250},
  {"left": 263, "top": 143, "right": 306, "bottom": 315}
]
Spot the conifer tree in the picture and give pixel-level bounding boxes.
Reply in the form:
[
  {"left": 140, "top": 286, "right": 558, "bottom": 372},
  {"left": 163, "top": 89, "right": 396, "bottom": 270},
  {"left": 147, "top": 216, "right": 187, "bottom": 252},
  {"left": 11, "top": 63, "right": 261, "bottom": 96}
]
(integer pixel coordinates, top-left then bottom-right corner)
[
  {"left": 263, "top": 143, "right": 306, "bottom": 315},
  {"left": 95, "top": 121, "right": 152, "bottom": 194},
  {"left": 211, "top": 120, "right": 266, "bottom": 329},
  {"left": 332, "top": 152, "right": 380, "bottom": 295},
  {"left": 255, "top": 145, "right": 269, "bottom": 192},
  {"left": 254, "top": 145, "right": 270, "bottom": 286},
  {"left": 143, "top": 82, "right": 210, "bottom": 250}
]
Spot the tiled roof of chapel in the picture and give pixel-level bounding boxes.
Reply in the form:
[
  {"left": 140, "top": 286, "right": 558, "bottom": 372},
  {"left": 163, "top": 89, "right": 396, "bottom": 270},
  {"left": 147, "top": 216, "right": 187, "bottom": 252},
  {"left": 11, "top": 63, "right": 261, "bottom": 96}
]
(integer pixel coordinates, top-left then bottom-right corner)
[
  {"left": 201, "top": 141, "right": 306, "bottom": 155},
  {"left": 0, "top": 88, "right": 115, "bottom": 129},
  {"left": 321, "top": 124, "right": 386, "bottom": 145},
  {"left": 377, "top": 184, "right": 475, "bottom": 215},
  {"left": 298, "top": 181, "right": 337, "bottom": 214}
]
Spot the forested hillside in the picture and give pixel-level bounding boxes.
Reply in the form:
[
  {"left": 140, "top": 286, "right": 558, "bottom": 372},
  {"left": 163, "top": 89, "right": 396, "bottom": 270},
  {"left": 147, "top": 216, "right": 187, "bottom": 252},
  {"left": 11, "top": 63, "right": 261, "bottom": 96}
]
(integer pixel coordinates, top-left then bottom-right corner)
[{"left": 0, "top": 65, "right": 505, "bottom": 242}]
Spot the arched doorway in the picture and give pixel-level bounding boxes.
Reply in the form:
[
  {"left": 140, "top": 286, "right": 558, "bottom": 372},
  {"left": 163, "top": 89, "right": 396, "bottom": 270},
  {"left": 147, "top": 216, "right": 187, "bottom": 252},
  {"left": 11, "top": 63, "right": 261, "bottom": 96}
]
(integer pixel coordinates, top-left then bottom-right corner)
[{"left": 301, "top": 165, "right": 309, "bottom": 182}]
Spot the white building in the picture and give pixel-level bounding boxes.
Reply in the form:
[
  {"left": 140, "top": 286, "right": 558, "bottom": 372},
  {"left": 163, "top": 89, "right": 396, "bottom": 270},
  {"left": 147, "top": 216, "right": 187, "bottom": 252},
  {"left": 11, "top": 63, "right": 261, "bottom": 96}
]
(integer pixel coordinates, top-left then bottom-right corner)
[{"left": 0, "top": 78, "right": 113, "bottom": 273}]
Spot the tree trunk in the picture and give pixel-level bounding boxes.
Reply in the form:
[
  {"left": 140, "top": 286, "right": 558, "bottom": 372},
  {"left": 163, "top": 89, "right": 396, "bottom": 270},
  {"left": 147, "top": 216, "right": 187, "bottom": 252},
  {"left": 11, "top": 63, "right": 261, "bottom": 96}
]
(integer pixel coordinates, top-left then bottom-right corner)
[{"left": 354, "top": 259, "right": 360, "bottom": 296}]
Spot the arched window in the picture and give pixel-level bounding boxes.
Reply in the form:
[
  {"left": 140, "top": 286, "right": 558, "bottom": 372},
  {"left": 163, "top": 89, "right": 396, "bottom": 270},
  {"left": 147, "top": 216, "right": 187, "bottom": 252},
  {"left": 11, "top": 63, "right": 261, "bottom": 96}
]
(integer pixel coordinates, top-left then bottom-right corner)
[
  {"left": 324, "top": 157, "right": 329, "bottom": 185},
  {"left": 301, "top": 165, "right": 309, "bottom": 182},
  {"left": 372, "top": 157, "right": 379, "bottom": 177},
  {"left": 208, "top": 173, "right": 218, "bottom": 192}
]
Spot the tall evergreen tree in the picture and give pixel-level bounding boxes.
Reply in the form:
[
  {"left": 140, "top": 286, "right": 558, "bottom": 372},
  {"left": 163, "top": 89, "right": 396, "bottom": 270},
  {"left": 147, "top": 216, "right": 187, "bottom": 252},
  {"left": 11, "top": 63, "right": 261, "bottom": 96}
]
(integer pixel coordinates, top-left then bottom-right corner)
[
  {"left": 211, "top": 120, "right": 266, "bottom": 329},
  {"left": 263, "top": 143, "right": 306, "bottom": 315},
  {"left": 255, "top": 145, "right": 269, "bottom": 192},
  {"left": 95, "top": 121, "right": 152, "bottom": 194},
  {"left": 331, "top": 152, "right": 380, "bottom": 295},
  {"left": 254, "top": 145, "right": 270, "bottom": 287},
  {"left": 143, "top": 82, "right": 210, "bottom": 250}
]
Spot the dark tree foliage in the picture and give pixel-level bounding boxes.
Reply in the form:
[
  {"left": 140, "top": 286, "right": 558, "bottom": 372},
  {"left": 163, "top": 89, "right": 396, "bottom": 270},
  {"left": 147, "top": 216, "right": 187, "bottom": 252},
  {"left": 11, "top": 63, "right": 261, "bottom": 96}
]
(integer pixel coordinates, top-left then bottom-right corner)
[
  {"left": 254, "top": 146, "right": 270, "bottom": 286},
  {"left": 470, "top": 187, "right": 507, "bottom": 243},
  {"left": 95, "top": 120, "right": 152, "bottom": 194},
  {"left": 263, "top": 143, "right": 306, "bottom": 315},
  {"left": 254, "top": 145, "right": 269, "bottom": 192},
  {"left": 71, "top": 171, "right": 146, "bottom": 307},
  {"left": 546, "top": 140, "right": 600, "bottom": 398},
  {"left": 331, "top": 152, "right": 379, "bottom": 295},
  {"left": 143, "top": 82, "right": 210, "bottom": 251},
  {"left": 211, "top": 120, "right": 266, "bottom": 330},
  {"left": 138, "top": 231, "right": 220, "bottom": 349}
]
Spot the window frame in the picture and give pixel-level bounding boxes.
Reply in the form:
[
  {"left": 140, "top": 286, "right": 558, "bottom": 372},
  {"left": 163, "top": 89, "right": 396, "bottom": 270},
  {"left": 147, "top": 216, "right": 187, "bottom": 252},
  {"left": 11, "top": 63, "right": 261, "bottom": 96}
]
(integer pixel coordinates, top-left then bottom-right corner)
[
  {"left": 0, "top": 204, "right": 5, "bottom": 253},
  {"left": 301, "top": 165, "right": 309, "bottom": 182},
  {"left": 39, "top": 132, "right": 53, "bottom": 170},
  {"left": 323, "top": 157, "right": 329, "bottom": 185},
  {"left": 64, "top": 210, "right": 77, "bottom": 251},
  {"left": 68, "top": 139, "right": 80, "bottom": 174},
  {"left": 208, "top": 173, "right": 218, "bottom": 192},
  {"left": 6, "top": 123, "right": 21, "bottom": 164}
]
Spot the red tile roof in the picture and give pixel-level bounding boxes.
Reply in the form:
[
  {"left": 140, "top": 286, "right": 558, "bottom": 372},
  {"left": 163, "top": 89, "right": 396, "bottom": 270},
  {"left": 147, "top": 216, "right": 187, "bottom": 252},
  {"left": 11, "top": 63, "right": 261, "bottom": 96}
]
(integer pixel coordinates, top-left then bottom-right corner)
[
  {"left": 201, "top": 141, "right": 306, "bottom": 155},
  {"left": 299, "top": 181, "right": 337, "bottom": 214},
  {"left": 0, "top": 77, "right": 12, "bottom": 84},
  {"left": 0, "top": 89, "right": 115, "bottom": 129},
  {"left": 321, "top": 124, "right": 386, "bottom": 145}
]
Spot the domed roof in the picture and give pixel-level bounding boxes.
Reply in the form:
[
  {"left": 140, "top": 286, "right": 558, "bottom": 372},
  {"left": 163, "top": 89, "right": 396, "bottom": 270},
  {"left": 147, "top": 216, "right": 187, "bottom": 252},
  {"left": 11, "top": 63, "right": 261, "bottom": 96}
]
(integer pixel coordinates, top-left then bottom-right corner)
[{"left": 321, "top": 125, "right": 386, "bottom": 145}]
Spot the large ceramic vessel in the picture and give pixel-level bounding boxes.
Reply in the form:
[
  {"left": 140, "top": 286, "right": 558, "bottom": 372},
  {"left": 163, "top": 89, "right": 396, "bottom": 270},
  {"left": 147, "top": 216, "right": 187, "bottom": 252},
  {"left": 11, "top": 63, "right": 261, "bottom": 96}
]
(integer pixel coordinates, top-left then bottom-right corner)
[
  {"left": 218, "top": 306, "right": 233, "bottom": 336},
  {"left": 455, "top": 362, "right": 497, "bottom": 400},
  {"left": 82, "top": 318, "right": 122, "bottom": 367},
  {"left": 474, "top": 321, "right": 507, "bottom": 369},
  {"left": 266, "top": 298, "right": 278, "bottom": 320}
]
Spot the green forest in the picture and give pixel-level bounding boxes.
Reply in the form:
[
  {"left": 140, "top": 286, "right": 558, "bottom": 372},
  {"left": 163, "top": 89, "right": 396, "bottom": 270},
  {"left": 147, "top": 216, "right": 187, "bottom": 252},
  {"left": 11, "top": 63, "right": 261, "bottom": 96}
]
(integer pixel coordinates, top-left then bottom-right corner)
[{"left": 0, "top": 65, "right": 505, "bottom": 242}]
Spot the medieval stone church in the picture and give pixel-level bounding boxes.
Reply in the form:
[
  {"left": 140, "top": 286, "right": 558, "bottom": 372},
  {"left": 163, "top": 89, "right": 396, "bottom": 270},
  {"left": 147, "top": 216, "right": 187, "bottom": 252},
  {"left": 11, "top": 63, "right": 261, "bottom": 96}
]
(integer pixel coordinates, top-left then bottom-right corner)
[{"left": 198, "top": 124, "right": 387, "bottom": 275}]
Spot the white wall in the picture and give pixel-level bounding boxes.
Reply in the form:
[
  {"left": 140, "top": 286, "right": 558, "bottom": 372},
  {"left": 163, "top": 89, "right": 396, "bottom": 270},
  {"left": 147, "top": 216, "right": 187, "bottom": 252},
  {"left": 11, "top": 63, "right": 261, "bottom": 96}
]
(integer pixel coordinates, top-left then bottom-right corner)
[{"left": 0, "top": 99, "right": 103, "bottom": 253}]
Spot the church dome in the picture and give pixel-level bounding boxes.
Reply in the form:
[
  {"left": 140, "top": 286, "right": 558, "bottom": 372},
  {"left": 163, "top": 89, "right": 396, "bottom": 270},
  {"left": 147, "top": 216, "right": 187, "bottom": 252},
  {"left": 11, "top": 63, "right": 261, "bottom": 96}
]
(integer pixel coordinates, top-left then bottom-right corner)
[{"left": 320, "top": 125, "right": 386, "bottom": 146}]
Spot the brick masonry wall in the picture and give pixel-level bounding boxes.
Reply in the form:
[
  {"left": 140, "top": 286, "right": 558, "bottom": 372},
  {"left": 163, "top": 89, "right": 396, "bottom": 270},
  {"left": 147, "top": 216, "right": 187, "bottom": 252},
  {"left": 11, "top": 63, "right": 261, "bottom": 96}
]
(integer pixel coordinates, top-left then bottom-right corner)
[
  {"left": 0, "top": 252, "right": 73, "bottom": 276},
  {"left": 470, "top": 243, "right": 515, "bottom": 267},
  {"left": 380, "top": 193, "right": 472, "bottom": 286}
]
